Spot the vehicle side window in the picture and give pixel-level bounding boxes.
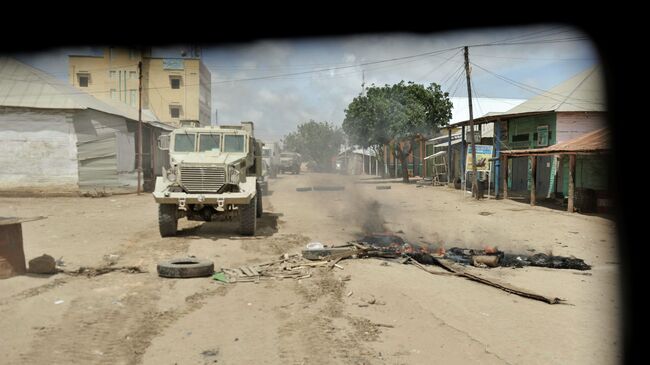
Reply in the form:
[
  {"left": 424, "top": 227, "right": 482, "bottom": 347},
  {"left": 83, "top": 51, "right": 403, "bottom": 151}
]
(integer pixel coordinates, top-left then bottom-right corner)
[{"left": 224, "top": 135, "right": 245, "bottom": 152}]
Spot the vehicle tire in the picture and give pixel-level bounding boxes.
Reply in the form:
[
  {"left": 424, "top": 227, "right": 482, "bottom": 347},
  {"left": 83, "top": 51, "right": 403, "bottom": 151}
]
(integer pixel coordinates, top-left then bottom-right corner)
[
  {"left": 157, "top": 258, "right": 214, "bottom": 278},
  {"left": 256, "top": 183, "right": 263, "bottom": 218},
  {"left": 239, "top": 197, "right": 257, "bottom": 236},
  {"left": 158, "top": 204, "right": 178, "bottom": 237}
]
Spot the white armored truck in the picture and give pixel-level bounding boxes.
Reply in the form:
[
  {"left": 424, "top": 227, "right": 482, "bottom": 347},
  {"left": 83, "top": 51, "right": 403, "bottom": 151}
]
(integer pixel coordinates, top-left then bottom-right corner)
[{"left": 153, "top": 121, "right": 263, "bottom": 237}]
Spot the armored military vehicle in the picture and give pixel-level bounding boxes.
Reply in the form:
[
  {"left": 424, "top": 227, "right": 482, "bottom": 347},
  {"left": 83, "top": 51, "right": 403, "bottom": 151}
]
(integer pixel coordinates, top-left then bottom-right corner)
[{"left": 153, "top": 121, "right": 263, "bottom": 237}]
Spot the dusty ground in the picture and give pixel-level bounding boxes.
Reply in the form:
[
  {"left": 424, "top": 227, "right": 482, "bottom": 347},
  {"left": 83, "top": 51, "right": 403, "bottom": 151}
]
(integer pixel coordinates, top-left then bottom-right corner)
[{"left": 0, "top": 173, "right": 621, "bottom": 364}]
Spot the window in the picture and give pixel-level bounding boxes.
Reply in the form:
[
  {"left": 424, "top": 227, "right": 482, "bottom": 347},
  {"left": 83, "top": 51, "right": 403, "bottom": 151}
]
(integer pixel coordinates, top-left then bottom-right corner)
[
  {"left": 536, "top": 125, "right": 549, "bottom": 147},
  {"left": 130, "top": 90, "right": 137, "bottom": 106},
  {"left": 199, "top": 134, "right": 221, "bottom": 152},
  {"left": 170, "top": 106, "right": 181, "bottom": 118},
  {"left": 109, "top": 70, "right": 116, "bottom": 79},
  {"left": 223, "top": 135, "right": 245, "bottom": 152},
  {"left": 111, "top": 89, "right": 117, "bottom": 100},
  {"left": 170, "top": 76, "right": 181, "bottom": 89},
  {"left": 174, "top": 133, "right": 195, "bottom": 152},
  {"left": 512, "top": 133, "right": 529, "bottom": 142},
  {"left": 130, "top": 71, "right": 137, "bottom": 80},
  {"left": 77, "top": 73, "right": 89, "bottom": 87}
]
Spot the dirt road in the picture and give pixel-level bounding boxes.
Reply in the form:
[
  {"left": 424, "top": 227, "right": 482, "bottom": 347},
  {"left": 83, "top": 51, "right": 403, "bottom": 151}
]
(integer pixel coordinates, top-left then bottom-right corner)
[{"left": 0, "top": 173, "right": 621, "bottom": 364}]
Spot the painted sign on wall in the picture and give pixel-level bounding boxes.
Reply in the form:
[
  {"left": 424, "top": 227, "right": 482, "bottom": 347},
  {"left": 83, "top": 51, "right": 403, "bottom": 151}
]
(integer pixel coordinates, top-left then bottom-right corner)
[
  {"left": 465, "top": 145, "right": 493, "bottom": 172},
  {"left": 163, "top": 59, "right": 184, "bottom": 70}
]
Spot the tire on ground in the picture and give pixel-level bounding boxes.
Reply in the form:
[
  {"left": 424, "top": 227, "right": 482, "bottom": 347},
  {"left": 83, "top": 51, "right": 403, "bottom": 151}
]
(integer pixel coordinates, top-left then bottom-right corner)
[
  {"left": 158, "top": 204, "right": 178, "bottom": 237},
  {"left": 239, "top": 196, "right": 257, "bottom": 236},
  {"left": 256, "top": 183, "right": 263, "bottom": 218},
  {"left": 157, "top": 258, "right": 214, "bottom": 278}
]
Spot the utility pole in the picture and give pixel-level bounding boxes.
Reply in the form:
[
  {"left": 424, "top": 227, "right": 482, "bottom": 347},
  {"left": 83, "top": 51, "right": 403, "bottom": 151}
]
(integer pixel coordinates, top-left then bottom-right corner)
[
  {"left": 137, "top": 60, "right": 143, "bottom": 195},
  {"left": 464, "top": 46, "right": 480, "bottom": 200}
]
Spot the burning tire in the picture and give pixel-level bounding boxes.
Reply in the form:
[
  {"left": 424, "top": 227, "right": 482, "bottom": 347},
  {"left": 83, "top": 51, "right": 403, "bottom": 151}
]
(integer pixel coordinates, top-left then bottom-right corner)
[
  {"left": 157, "top": 258, "right": 214, "bottom": 278},
  {"left": 158, "top": 204, "right": 178, "bottom": 237},
  {"left": 239, "top": 197, "right": 257, "bottom": 236}
]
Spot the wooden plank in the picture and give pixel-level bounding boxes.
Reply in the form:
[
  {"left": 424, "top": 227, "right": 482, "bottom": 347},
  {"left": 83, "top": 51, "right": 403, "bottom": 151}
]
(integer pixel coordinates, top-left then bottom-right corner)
[
  {"left": 240, "top": 266, "right": 255, "bottom": 277},
  {"left": 408, "top": 257, "right": 564, "bottom": 305},
  {"left": 530, "top": 156, "right": 537, "bottom": 206},
  {"left": 568, "top": 154, "right": 576, "bottom": 212},
  {"left": 0, "top": 223, "right": 27, "bottom": 278}
]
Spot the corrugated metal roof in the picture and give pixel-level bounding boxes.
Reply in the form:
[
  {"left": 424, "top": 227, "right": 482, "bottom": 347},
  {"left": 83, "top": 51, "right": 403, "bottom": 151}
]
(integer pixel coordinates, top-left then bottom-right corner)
[
  {"left": 501, "top": 66, "right": 605, "bottom": 114},
  {"left": 0, "top": 57, "right": 173, "bottom": 129},
  {"left": 451, "top": 66, "right": 606, "bottom": 128},
  {"left": 502, "top": 128, "right": 609, "bottom": 155}
]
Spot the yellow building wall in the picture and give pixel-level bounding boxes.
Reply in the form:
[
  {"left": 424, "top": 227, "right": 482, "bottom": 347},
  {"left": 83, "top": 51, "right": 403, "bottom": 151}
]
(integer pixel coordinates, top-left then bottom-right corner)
[{"left": 69, "top": 48, "right": 211, "bottom": 128}]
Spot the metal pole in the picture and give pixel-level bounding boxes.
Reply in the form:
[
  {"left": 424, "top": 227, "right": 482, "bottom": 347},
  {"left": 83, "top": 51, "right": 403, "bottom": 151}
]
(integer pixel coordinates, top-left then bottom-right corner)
[{"left": 137, "top": 61, "right": 143, "bottom": 195}]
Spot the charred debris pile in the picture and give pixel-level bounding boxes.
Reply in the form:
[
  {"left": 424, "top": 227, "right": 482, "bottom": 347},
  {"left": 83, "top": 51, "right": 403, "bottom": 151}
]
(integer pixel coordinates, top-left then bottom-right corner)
[{"left": 301, "top": 233, "right": 591, "bottom": 305}]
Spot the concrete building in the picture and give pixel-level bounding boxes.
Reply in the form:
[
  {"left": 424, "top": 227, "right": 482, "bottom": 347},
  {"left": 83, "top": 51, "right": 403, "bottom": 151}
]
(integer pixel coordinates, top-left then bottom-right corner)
[
  {"left": 0, "top": 57, "right": 172, "bottom": 195},
  {"left": 68, "top": 47, "right": 211, "bottom": 127}
]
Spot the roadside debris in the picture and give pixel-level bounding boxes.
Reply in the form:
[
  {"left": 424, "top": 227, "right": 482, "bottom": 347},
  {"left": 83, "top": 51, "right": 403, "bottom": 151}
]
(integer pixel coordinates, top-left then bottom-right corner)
[
  {"left": 376, "top": 185, "right": 391, "bottom": 190},
  {"left": 213, "top": 253, "right": 316, "bottom": 283},
  {"left": 64, "top": 266, "right": 146, "bottom": 277},
  {"left": 28, "top": 254, "right": 57, "bottom": 275},
  {"left": 444, "top": 247, "right": 591, "bottom": 270},
  {"left": 406, "top": 256, "right": 564, "bottom": 304},
  {"left": 157, "top": 258, "right": 214, "bottom": 278},
  {"left": 312, "top": 185, "right": 346, "bottom": 191},
  {"left": 298, "top": 233, "right": 571, "bottom": 305}
]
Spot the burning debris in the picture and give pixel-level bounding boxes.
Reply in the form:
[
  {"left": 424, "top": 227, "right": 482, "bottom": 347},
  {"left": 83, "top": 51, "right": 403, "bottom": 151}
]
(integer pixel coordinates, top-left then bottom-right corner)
[
  {"left": 298, "top": 233, "right": 590, "bottom": 305},
  {"left": 443, "top": 247, "right": 591, "bottom": 271}
]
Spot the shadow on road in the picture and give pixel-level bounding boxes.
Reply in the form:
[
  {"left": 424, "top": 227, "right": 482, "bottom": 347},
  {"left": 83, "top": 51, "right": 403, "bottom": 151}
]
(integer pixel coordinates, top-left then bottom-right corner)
[{"left": 177, "top": 212, "right": 281, "bottom": 240}]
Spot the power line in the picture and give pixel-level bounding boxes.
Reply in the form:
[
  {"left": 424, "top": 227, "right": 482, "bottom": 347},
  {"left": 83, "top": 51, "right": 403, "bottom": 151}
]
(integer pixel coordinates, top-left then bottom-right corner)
[
  {"left": 416, "top": 48, "right": 463, "bottom": 83},
  {"left": 470, "top": 54, "right": 597, "bottom": 62}
]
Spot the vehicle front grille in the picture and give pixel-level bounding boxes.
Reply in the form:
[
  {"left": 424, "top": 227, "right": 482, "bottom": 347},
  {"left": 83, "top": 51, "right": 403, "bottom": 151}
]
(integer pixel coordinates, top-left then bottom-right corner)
[{"left": 179, "top": 166, "right": 226, "bottom": 193}]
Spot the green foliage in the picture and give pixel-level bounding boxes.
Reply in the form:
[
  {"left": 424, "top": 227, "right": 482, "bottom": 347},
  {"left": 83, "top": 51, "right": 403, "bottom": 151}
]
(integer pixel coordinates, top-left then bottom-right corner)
[
  {"left": 282, "top": 120, "right": 344, "bottom": 171},
  {"left": 343, "top": 81, "right": 453, "bottom": 145},
  {"left": 343, "top": 81, "right": 453, "bottom": 181}
]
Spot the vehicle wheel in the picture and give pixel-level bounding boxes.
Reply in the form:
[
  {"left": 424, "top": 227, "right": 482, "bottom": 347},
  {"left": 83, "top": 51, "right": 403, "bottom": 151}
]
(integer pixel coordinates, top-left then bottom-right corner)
[
  {"left": 239, "top": 197, "right": 257, "bottom": 236},
  {"left": 158, "top": 204, "right": 178, "bottom": 237},
  {"left": 157, "top": 258, "right": 214, "bottom": 278},
  {"left": 256, "top": 184, "right": 263, "bottom": 218}
]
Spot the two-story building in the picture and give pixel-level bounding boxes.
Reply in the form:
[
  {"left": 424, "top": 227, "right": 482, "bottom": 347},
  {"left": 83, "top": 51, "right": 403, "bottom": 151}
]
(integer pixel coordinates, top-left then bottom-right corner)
[{"left": 68, "top": 47, "right": 211, "bottom": 127}]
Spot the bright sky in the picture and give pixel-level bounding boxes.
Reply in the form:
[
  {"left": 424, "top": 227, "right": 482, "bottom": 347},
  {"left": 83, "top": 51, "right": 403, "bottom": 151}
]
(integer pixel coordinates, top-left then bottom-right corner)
[{"left": 11, "top": 24, "right": 599, "bottom": 142}]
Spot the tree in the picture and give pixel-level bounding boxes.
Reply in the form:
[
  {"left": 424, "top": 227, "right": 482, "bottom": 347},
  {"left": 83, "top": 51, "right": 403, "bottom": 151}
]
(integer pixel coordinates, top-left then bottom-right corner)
[
  {"left": 343, "top": 81, "right": 452, "bottom": 182},
  {"left": 282, "top": 120, "right": 344, "bottom": 172}
]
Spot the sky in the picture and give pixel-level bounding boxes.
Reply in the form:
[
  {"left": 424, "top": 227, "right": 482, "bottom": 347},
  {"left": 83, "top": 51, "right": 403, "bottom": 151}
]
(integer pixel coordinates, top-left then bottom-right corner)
[{"left": 11, "top": 24, "right": 599, "bottom": 142}]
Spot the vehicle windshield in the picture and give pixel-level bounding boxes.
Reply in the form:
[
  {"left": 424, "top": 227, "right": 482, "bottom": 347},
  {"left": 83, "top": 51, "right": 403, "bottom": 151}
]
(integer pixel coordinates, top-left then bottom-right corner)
[
  {"left": 174, "top": 133, "right": 196, "bottom": 152},
  {"left": 198, "top": 134, "right": 221, "bottom": 152},
  {"left": 223, "top": 135, "right": 245, "bottom": 153}
]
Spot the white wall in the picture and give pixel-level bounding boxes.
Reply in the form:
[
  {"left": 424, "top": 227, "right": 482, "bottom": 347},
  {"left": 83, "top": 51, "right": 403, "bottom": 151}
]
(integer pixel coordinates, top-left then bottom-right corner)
[
  {"left": 555, "top": 112, "right": 607, "bottom": 143},
  {"left": 0, "top": 108, "right": 78, "bottom": 194}
]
